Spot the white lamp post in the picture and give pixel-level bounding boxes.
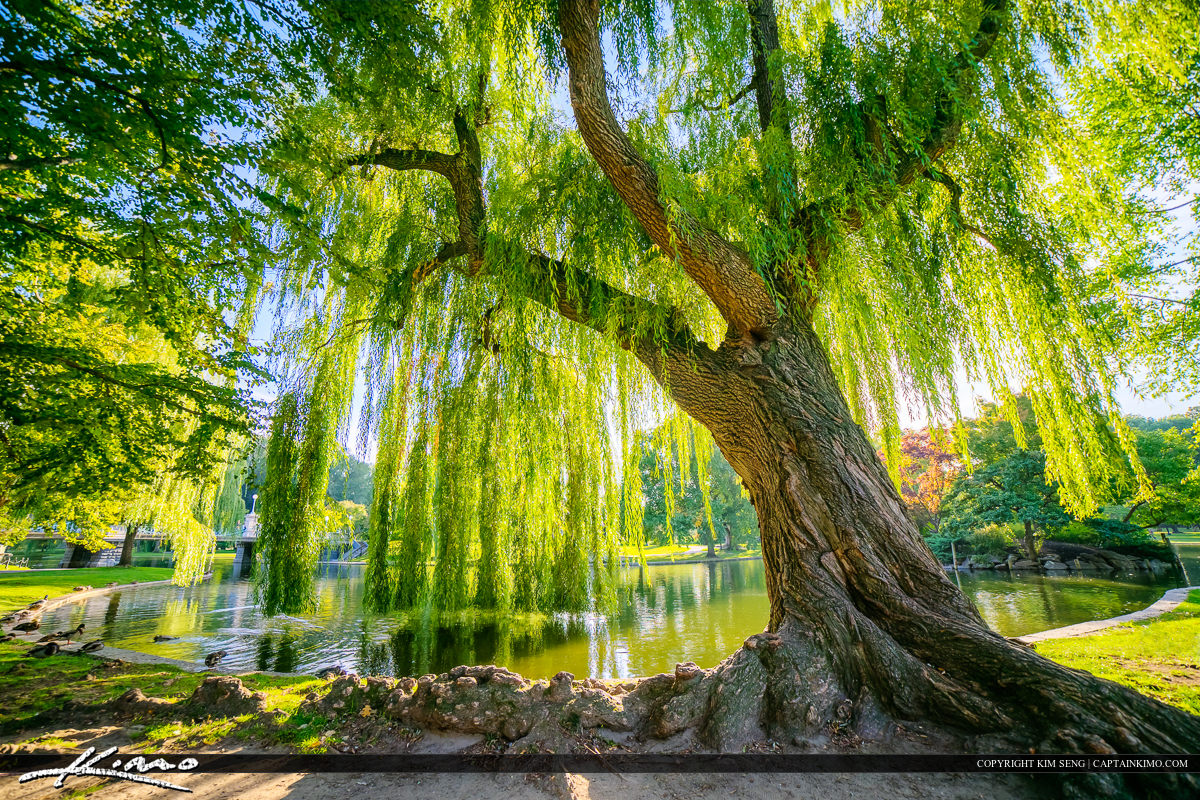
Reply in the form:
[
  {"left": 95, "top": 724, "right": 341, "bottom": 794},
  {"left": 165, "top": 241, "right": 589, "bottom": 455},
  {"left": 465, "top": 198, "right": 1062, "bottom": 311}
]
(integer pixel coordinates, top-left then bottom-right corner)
[{"left": 251, "top": 493, "right": 258, "bottom": 514}]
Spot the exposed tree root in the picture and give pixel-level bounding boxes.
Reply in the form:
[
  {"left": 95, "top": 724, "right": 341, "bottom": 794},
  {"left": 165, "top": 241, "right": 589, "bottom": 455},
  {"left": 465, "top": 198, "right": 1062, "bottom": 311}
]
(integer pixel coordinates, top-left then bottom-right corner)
[{"left": 290, "top": 630, "right": 1199, "bottom": 799}]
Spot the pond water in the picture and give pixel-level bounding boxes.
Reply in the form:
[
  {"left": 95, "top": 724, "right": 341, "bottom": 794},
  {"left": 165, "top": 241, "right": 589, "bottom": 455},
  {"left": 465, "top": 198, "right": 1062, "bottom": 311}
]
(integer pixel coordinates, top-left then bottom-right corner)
[{"left": 28, "top": 544, "right": 1198, "bottom": 680}]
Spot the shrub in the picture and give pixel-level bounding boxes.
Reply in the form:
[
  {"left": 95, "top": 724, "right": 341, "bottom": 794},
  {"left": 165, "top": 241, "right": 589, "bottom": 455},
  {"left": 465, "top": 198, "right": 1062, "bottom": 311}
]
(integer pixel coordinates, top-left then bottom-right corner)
[
  {"left": 1049, "top": 518, "right": 1150, "bottom": 548},
  {"left": 922, "top": 530, "right": 958, "bottom": 562},
  {"left": 1086, "top": 518, "right": 1151, "bottom": 548},
  {"left": 1054, "top": 521, "right": 1102, "bottom": 546},
  {"left": 967, "top": 524, "right": 1013, "bottom": 558}
]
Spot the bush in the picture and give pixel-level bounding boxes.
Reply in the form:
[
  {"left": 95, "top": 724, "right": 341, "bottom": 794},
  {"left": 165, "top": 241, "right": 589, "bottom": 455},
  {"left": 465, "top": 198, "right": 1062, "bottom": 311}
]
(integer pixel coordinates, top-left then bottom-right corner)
[
  {"left": 1054, "top": 521, "right": 1102, "bottom": 546},
  {"left": 1048, "top": 518, "right": 1151, "bottom": 549},
  {"left": 967, "top": 524, "right": 1013, "bottom": 558},
  {"left": 922, "top": 530, "right": 958, "bottom": 562},
  {"left": 1086, "top": 518, "right": 1151, "bottom": 548}
]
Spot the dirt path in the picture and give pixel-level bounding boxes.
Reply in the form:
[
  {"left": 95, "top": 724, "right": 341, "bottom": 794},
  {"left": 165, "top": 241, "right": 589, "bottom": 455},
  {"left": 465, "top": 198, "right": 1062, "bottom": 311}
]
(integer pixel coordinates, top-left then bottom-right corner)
[
  {"left": 0, "top": 718, "right": 1046, "bottom": 800},
  {"left": 5, "top": 759, "right": 1041, "bottom": 800},
  {"left": 1015, "top": 585, "right": 1198, "bottom": 644}
]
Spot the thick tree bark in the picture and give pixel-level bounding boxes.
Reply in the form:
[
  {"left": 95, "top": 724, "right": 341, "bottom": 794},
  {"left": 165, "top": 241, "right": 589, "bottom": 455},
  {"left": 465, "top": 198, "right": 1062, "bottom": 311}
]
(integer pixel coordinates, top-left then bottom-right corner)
[
  {"left": 652, "top": 317, "right": 1200, "bottom": 792},
  {"left": 119, "top": 522, "right": 140, "bottom": 567}
]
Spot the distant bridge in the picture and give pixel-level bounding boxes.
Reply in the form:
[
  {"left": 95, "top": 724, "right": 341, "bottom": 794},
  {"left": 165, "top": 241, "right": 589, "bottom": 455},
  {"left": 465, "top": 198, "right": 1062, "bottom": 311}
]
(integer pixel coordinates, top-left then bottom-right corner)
[
  {"left": 20, "top": 520, "right": 253, "bottom": 568},
  {"left": 22, "top": 526, "right": 249, "bottom": 544},
  {"left": 23, "top": 527, "right": 170, "bottom": 542}
]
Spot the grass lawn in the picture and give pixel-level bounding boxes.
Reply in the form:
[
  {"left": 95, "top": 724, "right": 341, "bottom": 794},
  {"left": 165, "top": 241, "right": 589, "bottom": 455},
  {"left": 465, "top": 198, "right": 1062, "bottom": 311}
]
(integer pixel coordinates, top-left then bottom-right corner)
[
  {"left": 677, "top": 547, "right": 762, "bottom": 561},
  {"left": 617, "top": 544, "right": 695, "bottom": 558},
  {"left": 617, "top": 544, "right": 763, "bottom": 562},
  {"left": 0, "top": 638, "right": 327, "bottom": 750},
  {"left": 0, "top": 566, "right": 175, "bottom": 611},
  {"left": 1035, "top": 590, "right": 1200, "bottom": 715}
]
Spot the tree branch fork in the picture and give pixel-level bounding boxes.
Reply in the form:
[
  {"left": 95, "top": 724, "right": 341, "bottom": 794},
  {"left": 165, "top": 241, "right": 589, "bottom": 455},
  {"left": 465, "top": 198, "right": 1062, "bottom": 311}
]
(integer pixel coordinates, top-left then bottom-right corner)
[{"left": 332, "top": 0, "right": 1012, "bottom": 408}]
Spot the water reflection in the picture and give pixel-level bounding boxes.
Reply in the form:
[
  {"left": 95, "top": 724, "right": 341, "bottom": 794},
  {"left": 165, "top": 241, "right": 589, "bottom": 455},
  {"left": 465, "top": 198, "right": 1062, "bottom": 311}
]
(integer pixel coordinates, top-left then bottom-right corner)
[{"left": 23, "top": 547, "right": 1191, "bottom": 680}]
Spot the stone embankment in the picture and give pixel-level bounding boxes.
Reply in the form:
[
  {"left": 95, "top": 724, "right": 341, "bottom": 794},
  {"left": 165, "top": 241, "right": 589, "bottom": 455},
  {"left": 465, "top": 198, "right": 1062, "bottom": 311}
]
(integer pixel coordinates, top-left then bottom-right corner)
[
  {"left": 950, "top": 542, "right": 1175, "bottom": 574},
  {"left": 296, "top": 659, "right": 725, "bottom": 752}
]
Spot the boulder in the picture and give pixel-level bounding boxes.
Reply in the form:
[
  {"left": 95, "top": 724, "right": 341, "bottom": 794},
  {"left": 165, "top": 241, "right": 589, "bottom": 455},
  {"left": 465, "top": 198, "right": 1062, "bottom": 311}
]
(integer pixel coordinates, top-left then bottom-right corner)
[
  {"left": 109, "top": 687, "right": 172, "bottom": 715},
  {"left": 185, "top": 676, "right": 267, "bottom": 717},
  {"left": 546, "top": 671, "right": 575, "bottom": 703},
  {"left": 1012, "top": 559, "right": 1039, "bottom": 570},
  {"left": 1044, "top": 561, "right": 1068, "bottom": 570}
]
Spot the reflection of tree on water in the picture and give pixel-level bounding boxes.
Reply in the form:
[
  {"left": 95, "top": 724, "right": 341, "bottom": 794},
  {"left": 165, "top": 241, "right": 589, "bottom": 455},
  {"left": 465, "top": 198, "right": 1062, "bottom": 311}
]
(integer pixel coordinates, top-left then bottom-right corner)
[
  {"left": 354, "top": 610, "right": 581, "bottom": 677},
  {"left": 103, "top": 593, "right": 121, "bottom": 629},
  {"left": 963, "top": 570, "right": 1182, "bottom": 636},
  {"left": 254, "top": 633, "right": 299, "bottom": 673}
]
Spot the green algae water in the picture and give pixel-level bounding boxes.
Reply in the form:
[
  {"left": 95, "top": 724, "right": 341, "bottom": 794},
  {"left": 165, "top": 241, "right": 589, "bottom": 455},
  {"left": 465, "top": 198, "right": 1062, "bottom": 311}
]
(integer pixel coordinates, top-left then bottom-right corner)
[{"left": 20, "top": 545, "right": 1195, "bottom": 679}]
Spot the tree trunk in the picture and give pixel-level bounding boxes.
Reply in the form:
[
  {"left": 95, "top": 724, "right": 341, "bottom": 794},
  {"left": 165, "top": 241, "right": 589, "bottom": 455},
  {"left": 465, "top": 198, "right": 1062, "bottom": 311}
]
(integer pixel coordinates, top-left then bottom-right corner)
[
  {"left": 721, "top": 521, "right": 733, "bottom": 551},
  {"left": 656, "top": 317, "right": 1199, "bottom": 789},
  {"left": 119, "top": 522, "right": 140, "bottom": 567},
  {"left": 1022, "top": 520, "right": 1038, "bottom": 560}
]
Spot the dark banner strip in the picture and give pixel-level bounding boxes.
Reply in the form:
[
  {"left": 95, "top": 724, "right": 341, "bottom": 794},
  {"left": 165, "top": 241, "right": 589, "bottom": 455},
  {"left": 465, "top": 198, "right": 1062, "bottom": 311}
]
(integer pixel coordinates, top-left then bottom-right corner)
[{"left": 1, "top": 753, "right": 1196, "bottom": 774}]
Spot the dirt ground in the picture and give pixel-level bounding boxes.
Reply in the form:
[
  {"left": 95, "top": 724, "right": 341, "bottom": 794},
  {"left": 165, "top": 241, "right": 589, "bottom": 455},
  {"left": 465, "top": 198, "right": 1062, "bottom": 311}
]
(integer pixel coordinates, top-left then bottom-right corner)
[
  {"left": 3, "top": 764, "right": 1047, "bottom": 800},
  {"left": 0, "top": 722, "right": 1048, "bottom": 800}
]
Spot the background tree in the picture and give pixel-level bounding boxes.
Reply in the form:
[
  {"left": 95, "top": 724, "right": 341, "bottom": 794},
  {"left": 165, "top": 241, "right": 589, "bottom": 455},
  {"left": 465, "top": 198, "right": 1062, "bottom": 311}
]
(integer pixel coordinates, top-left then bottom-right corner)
[
  {"left": 706, "top": 453, "right": 760, "bottom": 551},
  {"left": 941, "top": 450, "right": 1071, "bottom": 558},
  {"left": 635, "top": 424, "right": 759, "bottom": 554},
  {"left": 0, "top": 0, "right": 285, "bottom": 545},
  {"left": 892, "top": 429, "right": 963, "bottom": 536},
  {"left": 1120, "top": 425, "right": 1200, "bottom": 529}
]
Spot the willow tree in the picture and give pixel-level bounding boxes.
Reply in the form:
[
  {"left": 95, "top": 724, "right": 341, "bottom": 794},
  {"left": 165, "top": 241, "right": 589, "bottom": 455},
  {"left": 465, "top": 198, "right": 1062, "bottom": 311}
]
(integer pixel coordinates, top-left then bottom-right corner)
[{"left": 264, "top": 0, "right": 1200, "bottom": 767}]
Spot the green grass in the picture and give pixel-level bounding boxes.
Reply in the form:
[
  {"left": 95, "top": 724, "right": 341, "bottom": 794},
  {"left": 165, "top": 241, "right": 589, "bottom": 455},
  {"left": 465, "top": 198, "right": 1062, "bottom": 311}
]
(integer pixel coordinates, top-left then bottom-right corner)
[
  {"left": 0, "top": 566, "right": 175, "bottom": 611},
  {"left": 0, "top": 637, "right": 324, "bottom": 746},
  {"left": 1035, "top": 590, "right": 1200, "bottom": 715},
  {"left": 617, "top": 544, "right": 695, "bottom": 558},
  {"left": 678, "top": 546, "right": 762, "bottom": 562},
  {"left": 617, "top": 544, "right": 763, "bottom": 562}
]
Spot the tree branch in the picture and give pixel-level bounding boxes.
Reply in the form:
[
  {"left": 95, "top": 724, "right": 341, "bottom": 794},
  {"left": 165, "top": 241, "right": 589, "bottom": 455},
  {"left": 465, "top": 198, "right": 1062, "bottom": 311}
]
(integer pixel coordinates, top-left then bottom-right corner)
[
  {"left": 505, "top": 246, "right": 724, "bottom": 398},
  {"left": 792, "top": 0, "right": 1009, "bottom": 253},
  {"left": 668, "top": 81, "right": 755, "bottom": 114},
  {"left": 747, "top": 0, "right": 792, "bottom": 140},
  {"left": 923, "top": 168, "right": 1001, "bottom": 250},
  {"left": 337, "top": 105, "right": 723, "bottom": 409},
  {"left": 558, "top": 0, "right": 778, "bottom": 339},
  {"left": 747, "top": 0, "right": 800, "bottom": 237},
  {"left": 344, "top": 147, "right": 456, "bottom": 179}
]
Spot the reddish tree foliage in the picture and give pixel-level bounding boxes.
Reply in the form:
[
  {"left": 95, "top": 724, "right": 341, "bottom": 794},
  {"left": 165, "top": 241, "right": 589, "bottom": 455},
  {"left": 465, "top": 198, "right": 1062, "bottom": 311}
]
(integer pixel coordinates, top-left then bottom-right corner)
[{"left": 892, "top": 430, "right": 963, "bottom": 534}]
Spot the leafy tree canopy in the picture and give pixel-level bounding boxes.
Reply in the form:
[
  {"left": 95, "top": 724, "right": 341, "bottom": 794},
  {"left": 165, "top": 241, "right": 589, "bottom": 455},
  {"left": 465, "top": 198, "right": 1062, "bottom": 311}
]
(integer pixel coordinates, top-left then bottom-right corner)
[
  {"left": 243, "top": 0, "right": 1200, "bottom": 613},
  {"left": 0, "top": 0, "right": 302, "bottom": 545},
  {"left": 941, "top": 449, "right": 1071, "bottom": 557}
]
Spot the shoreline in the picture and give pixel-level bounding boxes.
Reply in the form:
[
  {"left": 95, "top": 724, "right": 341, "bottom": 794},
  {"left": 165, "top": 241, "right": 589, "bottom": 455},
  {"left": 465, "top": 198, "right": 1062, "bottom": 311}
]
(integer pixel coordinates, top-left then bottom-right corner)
[
  {"left": 1, "top": 570, "right": 217, "bottom": 673},
  {"left": 3, "top": 571, "right": 213, "bottom": 618}
]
